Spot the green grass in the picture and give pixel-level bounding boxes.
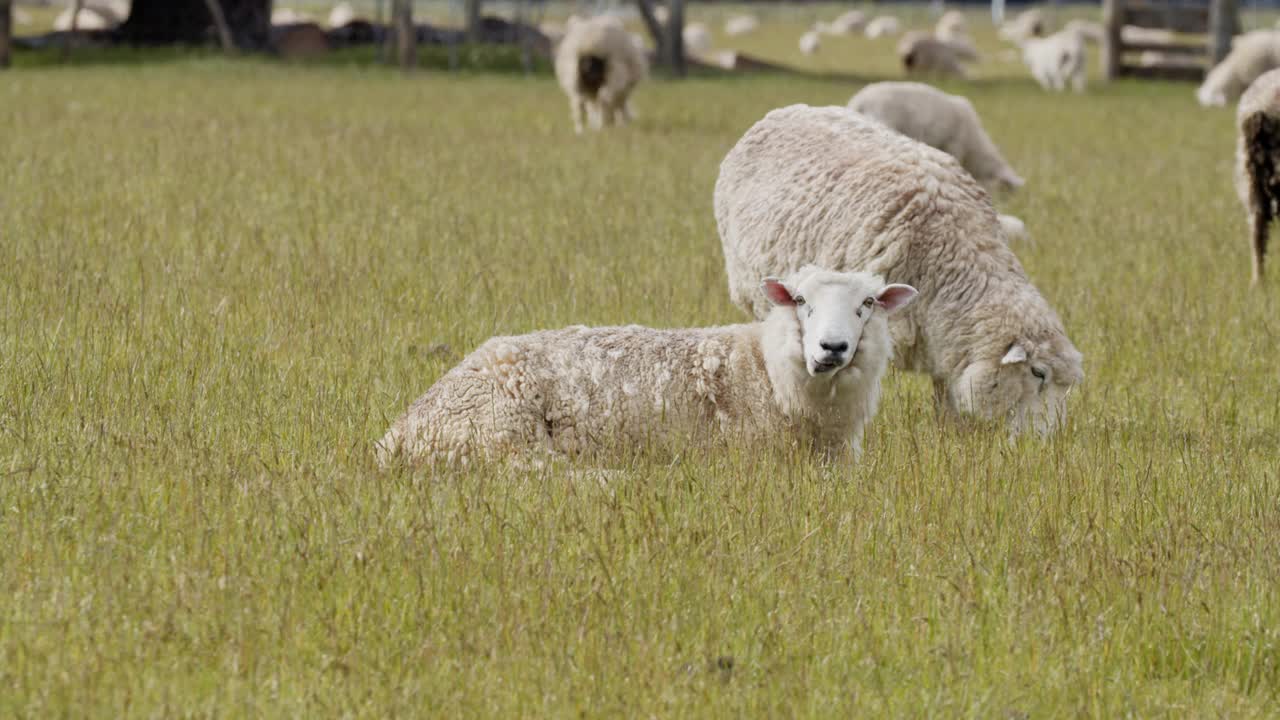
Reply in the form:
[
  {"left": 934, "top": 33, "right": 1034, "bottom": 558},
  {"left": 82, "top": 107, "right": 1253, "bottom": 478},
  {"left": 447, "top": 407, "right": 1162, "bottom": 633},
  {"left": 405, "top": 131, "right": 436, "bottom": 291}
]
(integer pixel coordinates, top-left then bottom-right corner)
[{"left": 3, "top": 7, "right": 1280, "bottom": 716}]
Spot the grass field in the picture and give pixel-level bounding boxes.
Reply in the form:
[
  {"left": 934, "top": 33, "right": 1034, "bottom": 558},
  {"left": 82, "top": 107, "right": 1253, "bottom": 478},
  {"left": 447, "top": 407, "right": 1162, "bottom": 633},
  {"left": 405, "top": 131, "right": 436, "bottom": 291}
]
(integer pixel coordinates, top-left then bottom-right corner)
[{"left": 4, "top": 6, "right": 1280, "bottom": 716}]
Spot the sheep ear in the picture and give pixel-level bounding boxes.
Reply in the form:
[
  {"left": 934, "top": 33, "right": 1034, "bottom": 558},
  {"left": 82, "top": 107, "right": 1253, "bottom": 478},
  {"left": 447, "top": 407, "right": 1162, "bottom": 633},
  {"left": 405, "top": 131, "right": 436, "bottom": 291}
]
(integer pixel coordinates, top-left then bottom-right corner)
[
  {"left": 1001, "top": 344, "right": 1028, "bottom": 365},
  {"left": 1001, "top": 169, "right": 1025, "bottom": 189},
  {"left": 761, "top": 278, "right": 796, "bottom": 306},
  {"left": 875, "top": 284, "right": 917, "bottom": 315}
]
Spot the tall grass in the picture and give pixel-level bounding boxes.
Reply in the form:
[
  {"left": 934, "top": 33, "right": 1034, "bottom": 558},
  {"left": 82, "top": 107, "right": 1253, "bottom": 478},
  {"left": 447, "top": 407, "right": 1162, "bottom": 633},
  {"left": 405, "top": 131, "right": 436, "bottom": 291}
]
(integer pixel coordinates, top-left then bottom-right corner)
[{"left": 2, "top": 9, "right": 1279, "bottom": 716}]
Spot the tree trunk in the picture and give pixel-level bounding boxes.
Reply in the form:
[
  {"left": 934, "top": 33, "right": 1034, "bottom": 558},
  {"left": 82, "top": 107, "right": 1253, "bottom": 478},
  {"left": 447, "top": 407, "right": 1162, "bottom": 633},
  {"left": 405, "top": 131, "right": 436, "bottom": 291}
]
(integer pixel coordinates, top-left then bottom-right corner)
[
  {"left": 0, "top": 0, "right": 11, "bottom": 70},
  {"left": 633, "top": 0, "right": 664, "bottom": 67},
  {"left": 465, "top": 0, "right": 482, "bottom": 42},
  {"left": 392, "top": 0, "right": 414, "bottom": 69},
  {"left": 202, "top": 0, "right": 236, "bottom": 52},
  {"left": 118, "top": 0, "right": 271, "bottom": 49},
  {"left": 664, "top": 0, "right": 685, "bottom": 77},
  {"left": 64, "top": 0, "right": 83, "bottom": 60}
]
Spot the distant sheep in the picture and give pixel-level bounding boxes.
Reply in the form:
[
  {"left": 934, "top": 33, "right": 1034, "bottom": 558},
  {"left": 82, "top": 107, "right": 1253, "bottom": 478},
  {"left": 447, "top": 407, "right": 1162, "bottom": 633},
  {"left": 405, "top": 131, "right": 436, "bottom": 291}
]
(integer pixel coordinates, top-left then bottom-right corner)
[
  {"left": 1022, "top": 29, "right": 1087, "bottom": 92},
  {"left": 53, "top": 2, "right": 122, "bottom": 31},
  {"left": 997, "top": 214, "right": 1029, "bottom": 243},
  {"left": 684, "top": 22, "right": 713, "bottom": 54},
  {"left": 715, "top": 105, "right": 1084, "bottom": 435},
  {"left": 799, "top": 30, "right": 821, "bottom": 56},
  {"left": 865, "top": 16, "right": 901, "bottom": 39},
  {"left": 1064, "top": 19, "right": 1105, "bottom": 45},
  {"left": 327, "top": 2, "right": 357, "bottom": 29},
  {"left": 1198, "top": 30, "right": 1280, "bottom": 107},
  {"left": 831, "top": 10, "right": 867, "bottom": 35},
  {"left": 898, "top": 31, "right": 975, "bottom": 77},
  {"left": 554, "top": 15, "right": 648, "bottom": 134},
  {"left": 1000, "top": 8, "right": 1046, "bottom": 43},
  {"left": 1236, "top": 68, "right": 1280, "bottom": 283},
  {"left": 848, "top": 81, "right": 1025, "bottom": 192},
  {"left": 936, "top": 10, "right": 967, "bottom": 41},
  {"left": 377, "top": 268, "right": 918, "bottom": 465},
  {"left": 272, "top": 8, "right": 315, "bottom": 25},
  {"left": 724, "top": 14, "right": 759, "bottom": 37}
]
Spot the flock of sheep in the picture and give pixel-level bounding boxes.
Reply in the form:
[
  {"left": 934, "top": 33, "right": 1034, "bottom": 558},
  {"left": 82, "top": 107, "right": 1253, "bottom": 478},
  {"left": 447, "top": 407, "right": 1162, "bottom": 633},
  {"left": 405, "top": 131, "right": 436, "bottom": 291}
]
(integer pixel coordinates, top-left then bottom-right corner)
[{"left": 374, "top": 9, "right": 1280, "bottom": 467}]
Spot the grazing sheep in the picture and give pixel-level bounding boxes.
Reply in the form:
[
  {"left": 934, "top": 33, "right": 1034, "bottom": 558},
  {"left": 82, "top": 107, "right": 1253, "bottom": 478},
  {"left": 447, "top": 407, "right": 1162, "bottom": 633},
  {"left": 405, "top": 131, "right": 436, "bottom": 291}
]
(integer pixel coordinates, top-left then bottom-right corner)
[
  {"left": 327, "top": 2, "right": 357, "bottom": 28},
  {"left": 684, "top": 22, "right": 713, "bottom": 54},
  {"left": 272, "top": 7, "right": 315, "bottom": 25},
  {"left": 1236, "top": 68, "right": 1280, "bottom": 283},
  {"left": 377, "top": 268, "right": 918, "bottom": 466},
  {"left": 799, "top": 30, "right": 821, "bottom": 56},
  {"left": 724, "top": 14, "right": 759, "bottom": 37},
  {"left": 715, "top": 105, "right": 1083, "bottom": 435},
  {"left": 848, "top": 81, "right": 1025, "bottom": 192},
  {"left": 554, "top": 15, "right": 647, "bottom": 134},
  {"left": 999, "top": 8, "right": 1046, "bottom": 43},
  {"left": 865, "top": 16, "right": 901, "bottom": 39},
  {"left": 1198, "top": 31, "right": 1280, "bottom": 108},
  {"left": 1022, "top": 29, "right": 1087, "bottom": 92},
  {"left": 898, "top": 31, "right": 975, "bottom": 77},
  {"left": 831, "top": 10, "right": 867, "bottom": 35}
]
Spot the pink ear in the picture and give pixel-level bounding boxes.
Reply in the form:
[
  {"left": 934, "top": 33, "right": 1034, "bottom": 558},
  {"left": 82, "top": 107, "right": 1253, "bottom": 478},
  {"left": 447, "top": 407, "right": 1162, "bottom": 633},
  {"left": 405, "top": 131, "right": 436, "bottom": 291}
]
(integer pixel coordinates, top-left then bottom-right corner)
[
  {"left": 761, "top": 278, "right": 796, "bottom": 306},
  {"left": 875, "top": 284, "right": 918, "bottom": 314}
]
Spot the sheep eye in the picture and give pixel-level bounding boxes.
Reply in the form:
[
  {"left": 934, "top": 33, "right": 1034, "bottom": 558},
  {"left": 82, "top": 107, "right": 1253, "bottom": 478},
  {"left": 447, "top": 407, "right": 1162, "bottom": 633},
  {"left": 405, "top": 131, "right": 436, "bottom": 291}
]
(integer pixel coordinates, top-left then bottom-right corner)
[
  {"left": 794, "top": 296, "right": 805, "bottom": 306},
  {"left": 1030, "top": 367, "right": 1047, "bottom": 381},
  {"left": 862, "top": 297, "right": 874, "bottom": 307}
]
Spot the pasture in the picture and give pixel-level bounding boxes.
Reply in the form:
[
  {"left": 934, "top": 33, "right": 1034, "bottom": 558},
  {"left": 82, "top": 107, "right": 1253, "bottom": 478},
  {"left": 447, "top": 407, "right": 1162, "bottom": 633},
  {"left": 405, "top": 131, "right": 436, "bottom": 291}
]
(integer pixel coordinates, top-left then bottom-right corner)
[{"left": 3, "top": 6, "right": 1280, "bottom": 715}]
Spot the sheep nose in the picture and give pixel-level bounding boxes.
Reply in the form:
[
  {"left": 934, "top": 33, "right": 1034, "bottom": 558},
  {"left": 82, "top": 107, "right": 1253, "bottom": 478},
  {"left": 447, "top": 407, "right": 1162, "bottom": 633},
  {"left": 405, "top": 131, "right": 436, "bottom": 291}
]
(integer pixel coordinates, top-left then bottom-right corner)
[{"left": 820, "top": 341, "right": 848, "bottom": 354}]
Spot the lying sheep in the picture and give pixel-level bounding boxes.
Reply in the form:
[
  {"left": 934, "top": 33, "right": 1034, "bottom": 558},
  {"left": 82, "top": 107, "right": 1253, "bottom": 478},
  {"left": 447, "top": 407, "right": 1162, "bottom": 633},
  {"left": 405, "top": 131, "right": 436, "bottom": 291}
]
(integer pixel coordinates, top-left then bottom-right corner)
[
  {"left": 1236, "top": 68, "right": 1280, "bottom": 283},
  {"left": 1022, "top": 29, "right": 1087, "bottom": 92},
  {"left": 999, "top": 8, "right": 1046, "bottom": 43},
  {"left": 799, "top": 30, "right": 821, "bottom": 56},
  {"left": 848, "top": 81, "right": 1025, "bottom": 192},
  {"left": 724, "top": 14, "right": 759, "bottom": 37},
  {"left": 898, "top": 31, "right": 975, "bottom": 77},
  {"left": 865, "top": 16, "right": 901, "bottom": 39},
  {"left": 377, "top": 268, "right": 918, "bottom": 465},
  {"left": 1198, "top": 30, "right": 1280, "bottom": 107},
  {"left": 715, "top": 105, "right": 1083, "bottom": 435},
  {"left": 554, "top": 15, "right": 647, "bottom": 134}
]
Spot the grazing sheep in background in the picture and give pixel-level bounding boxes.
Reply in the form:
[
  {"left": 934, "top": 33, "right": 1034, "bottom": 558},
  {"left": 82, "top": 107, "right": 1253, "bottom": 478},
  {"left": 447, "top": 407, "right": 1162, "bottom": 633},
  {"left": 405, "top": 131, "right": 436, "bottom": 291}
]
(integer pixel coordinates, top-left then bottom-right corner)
[
  {"left": 54, "top": 4, "right": 116, "bottom": 31},
  {"left": 1000, "top": 8, "right": 1046, "bottom": 43},
  {"left": 831, "top": 10, "right": 867, "bottom": 35},
  {"left": 898, "top": 31, "right": 974, "bottom": 77},
  {"left": 1022, "top": 29, "right": 1087, "bottom": 92},
  {"left": 271, "top": 7, "right": 315, "bottom": 25},
  {"left": 684, "top": 22, "right": 713, "bottom": 54},
  {"left": 997, "top": 214, "right": 1029, "bottom": 243},
  {"left": 327, "top": 2, "right": 357, "bottom": 29},
  {"left": 848, "top": 81, "right": 1025, "bottom": 193},
  {"left": 554, "top": 15, "right": 647, "bottom": 134},
  {"left": 715, "top": 105, "right": 1083, "bottom": 435},
  {"left": 377, "top": 268, "right": 918, "bottom": 466},
  {"left": 1198, "top": 31, "right": 1280, "bottom": 107},
  {"left": 724, "top": 15, "right": 759, "bottom": 36},
  {"left": 1236, "top": 68, "right": 1280, "bottom": 283},
  {"left": 865, "top": 16, "right": 901, "bottom": 39},
  {"left": 799, "top": 30, "right": 821, "bottom": 56}
]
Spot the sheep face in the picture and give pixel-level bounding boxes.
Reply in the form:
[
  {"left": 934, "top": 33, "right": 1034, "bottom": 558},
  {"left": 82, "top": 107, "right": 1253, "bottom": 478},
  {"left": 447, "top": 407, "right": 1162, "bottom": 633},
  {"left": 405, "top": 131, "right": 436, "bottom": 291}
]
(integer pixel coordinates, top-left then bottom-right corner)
[
  {"left": 949, "top": 337, "right": 1084, "bottom": 436},
  {"left": 763, "top": 269, "right": 917, "bottom": 377}
]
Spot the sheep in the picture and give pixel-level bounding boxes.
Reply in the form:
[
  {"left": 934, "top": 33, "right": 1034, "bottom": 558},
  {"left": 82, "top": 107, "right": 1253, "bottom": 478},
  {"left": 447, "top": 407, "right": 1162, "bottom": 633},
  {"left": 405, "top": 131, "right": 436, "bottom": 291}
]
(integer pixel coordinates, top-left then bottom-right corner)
[
  {"left": 715, "top": 105, "right": 1083, "bottom": 436},
  {"left": 1198, "top": 31, "right": 1280, "bottom": 108},
  {"left": 898, "top": 31, "right": 975, "bottom": 77},
  {"left": 799, "top": 30, "right": 821, "bottom": 56},
  {"left": 999, "top": 8, "right": 1046, "bottom": 43},
  {"left": 848, "top": 81, "right": 1025, "bottom": 193},
  {"left": 271, "top": 8, "right": 315, "bottom": 25},
  {"left": 1235, "top": 68, "right": 1280, "bottom": 284},
  {"left": 376, "top": 268, "right": 919, "bottom": 466},
  {"left": 53, "top": 4, "right": 117, "bottom": 31},
  {"left": 683, "top": 22, "right": 713, "bottom": 54},
  {"left": 554, "top": 15, "right": 648, "bottom": 134},
  {"left": 1022, "top": 29, "right": 1087, "bottom": 93},
  {"left": 831, "top": 10, "right": 867, "bottom": 35},
  {"left": 997, "top": 214, "right": 1029, "bottom": 243},
  {"left": 724, "top": 14, "right": 759, "bottom": 37},
  {"left": 865, "top": 16, "right": 901, "bottom": 39}
]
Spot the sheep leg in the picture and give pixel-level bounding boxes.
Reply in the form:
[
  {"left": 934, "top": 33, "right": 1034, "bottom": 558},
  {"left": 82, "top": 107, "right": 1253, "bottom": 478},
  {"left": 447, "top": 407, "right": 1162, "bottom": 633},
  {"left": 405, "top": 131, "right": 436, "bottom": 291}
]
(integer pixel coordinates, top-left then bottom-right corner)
[
  {"left": 570, "top": 97, "right": 587, "bottom": 134},
  {"left": 1251, "top": 208, "right": 1270, "bottom": 285}
]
